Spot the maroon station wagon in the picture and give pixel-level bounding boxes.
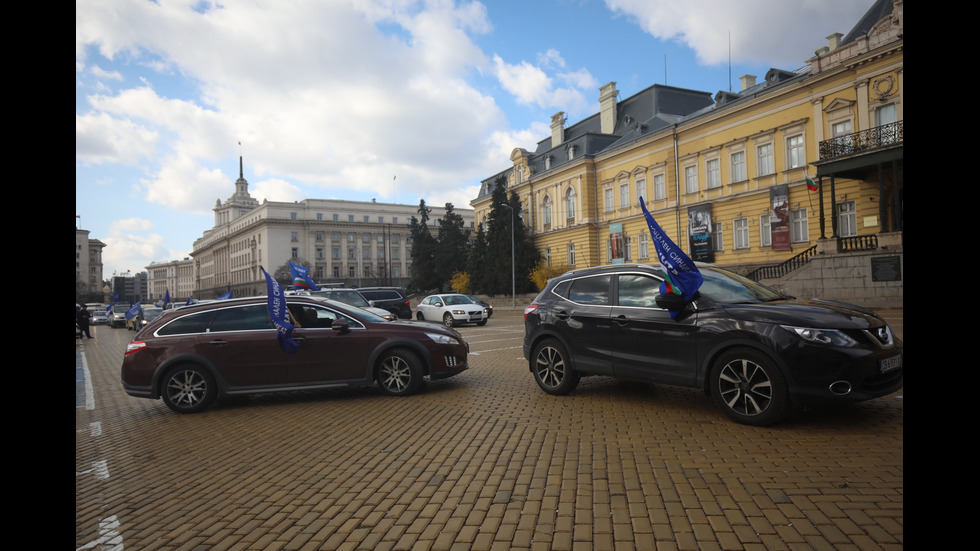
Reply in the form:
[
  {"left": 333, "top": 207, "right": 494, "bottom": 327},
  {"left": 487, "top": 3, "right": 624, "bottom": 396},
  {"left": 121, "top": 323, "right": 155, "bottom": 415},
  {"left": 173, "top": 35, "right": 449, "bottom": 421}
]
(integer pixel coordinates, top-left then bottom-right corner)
[{"left": 121, "top": 296, "right": 470, "bottom": 413}]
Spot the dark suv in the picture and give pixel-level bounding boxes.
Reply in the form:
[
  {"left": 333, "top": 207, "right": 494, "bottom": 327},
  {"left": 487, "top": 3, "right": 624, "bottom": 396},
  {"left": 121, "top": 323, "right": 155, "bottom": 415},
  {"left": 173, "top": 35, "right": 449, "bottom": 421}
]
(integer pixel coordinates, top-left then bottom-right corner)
[
  {"left": 121, "top": 295, "right": 469, "bottom": 413},
  {"left": 523, "top": 263, "right": 903, "bottom": 426},
  {"left": 357, "top": 287, "right": 413, "bottom": 319}
]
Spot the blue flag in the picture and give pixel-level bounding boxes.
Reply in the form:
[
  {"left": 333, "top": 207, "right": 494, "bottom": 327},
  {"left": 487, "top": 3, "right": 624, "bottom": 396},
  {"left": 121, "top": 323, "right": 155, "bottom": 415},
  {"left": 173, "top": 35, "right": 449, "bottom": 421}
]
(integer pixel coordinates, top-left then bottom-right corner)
[
  {"left": 260, "top": 266, "right": 299, "bottom": 354},
  {"left": 289, "top": 261, "right": 319, "bottom": 291},
  {"left": 164, "top": 289, "right": 170, "bottom": 306},
  {"left": 639, "top": 197, "right": 703, "bottom": 315},
  {"left": 186, "top": 296, "right": 193, "bottom": 306},
  {"left": 217, "top": 290, "right": 233, "bottom": 300},
  {"left": 125, "top": 301, "right": 143, "bottom": 321}
]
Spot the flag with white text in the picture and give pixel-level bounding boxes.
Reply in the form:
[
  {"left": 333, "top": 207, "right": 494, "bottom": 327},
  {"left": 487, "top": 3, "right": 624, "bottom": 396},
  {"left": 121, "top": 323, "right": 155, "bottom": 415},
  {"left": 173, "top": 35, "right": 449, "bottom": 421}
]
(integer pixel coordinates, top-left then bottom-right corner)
[
  {"left": 640, "top": 197, "right": 703, "bottom": 317},
  {"left": 289, "top": 261, "right": 319, "bottom": 291},
  {"left": 261, "top": 266, "right": 298, "bottom": 354}
]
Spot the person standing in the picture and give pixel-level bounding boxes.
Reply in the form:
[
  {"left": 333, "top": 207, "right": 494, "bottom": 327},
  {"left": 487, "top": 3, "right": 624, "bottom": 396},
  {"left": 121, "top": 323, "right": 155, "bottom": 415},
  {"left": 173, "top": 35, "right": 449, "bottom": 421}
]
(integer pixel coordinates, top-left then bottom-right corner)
[{"left": 76, "top": 304, "right": 93, "bottom": 339}]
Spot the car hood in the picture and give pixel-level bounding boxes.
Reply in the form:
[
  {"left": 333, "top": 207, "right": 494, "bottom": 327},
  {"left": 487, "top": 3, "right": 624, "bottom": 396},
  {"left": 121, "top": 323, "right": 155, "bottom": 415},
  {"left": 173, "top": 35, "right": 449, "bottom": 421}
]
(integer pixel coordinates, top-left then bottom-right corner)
[{"left": 719, "top": 298, "right": 884, "bottom": 329}]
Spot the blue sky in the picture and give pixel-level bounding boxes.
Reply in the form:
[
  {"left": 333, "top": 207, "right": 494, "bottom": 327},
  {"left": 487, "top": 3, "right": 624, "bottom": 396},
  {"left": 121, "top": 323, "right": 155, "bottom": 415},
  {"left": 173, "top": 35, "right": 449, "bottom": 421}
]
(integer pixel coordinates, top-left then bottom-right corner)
[{"left": 76, "top": 0, "right": 875, "bottom": 276}]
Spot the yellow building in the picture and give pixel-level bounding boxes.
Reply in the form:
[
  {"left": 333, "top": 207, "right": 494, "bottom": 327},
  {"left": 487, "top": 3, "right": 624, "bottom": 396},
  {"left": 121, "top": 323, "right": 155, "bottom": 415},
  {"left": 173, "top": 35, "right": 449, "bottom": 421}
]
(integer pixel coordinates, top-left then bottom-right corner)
[{"left": 473, "top": 0, "right": 902, "bottom": 278}]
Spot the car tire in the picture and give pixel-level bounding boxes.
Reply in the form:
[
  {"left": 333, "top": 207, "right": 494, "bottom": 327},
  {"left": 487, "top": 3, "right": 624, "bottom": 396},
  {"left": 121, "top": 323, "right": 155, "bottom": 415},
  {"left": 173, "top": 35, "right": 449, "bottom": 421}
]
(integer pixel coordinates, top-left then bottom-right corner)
[
  {"left": 476, "top": 320, "right": 487, "bottom": 326},
  {"left": 416, "top": 312, "right": 425, "bottom": 321},
  {"left": 161, "top": 364, "right": 217, "bottom": 414},
  {"left": 443, "top": 313, "right": 456, "bottom": 328},
  {"left": 376, "top": 349, "right": 423, "bottom": 396},
  {"left": 531, "top": 339, "right": 580, "bottom": 395},
  {"left": 710, "top": 348, "right": 789, "bottom": 427}
]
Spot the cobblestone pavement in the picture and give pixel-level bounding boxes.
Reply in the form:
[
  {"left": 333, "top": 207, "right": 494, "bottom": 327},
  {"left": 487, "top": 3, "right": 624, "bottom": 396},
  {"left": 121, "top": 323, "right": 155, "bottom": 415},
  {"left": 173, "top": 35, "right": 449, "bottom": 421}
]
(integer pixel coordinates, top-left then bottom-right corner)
[{"left": 76, "top": 309, "right": 903, "bottom": 551}]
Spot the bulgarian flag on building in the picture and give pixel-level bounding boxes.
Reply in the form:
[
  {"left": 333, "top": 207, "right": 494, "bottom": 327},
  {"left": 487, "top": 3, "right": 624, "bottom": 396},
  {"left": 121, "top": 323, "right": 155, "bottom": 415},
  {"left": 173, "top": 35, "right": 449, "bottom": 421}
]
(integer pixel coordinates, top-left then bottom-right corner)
[{"left": 805, "top": 171, "right": 818, "bottom": 191}]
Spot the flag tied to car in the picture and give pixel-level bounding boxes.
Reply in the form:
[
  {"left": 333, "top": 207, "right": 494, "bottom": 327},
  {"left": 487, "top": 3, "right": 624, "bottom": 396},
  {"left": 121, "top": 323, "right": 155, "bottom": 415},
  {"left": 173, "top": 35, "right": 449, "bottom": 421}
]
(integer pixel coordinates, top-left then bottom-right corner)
[
  {"left": 639, "top": 197, "right": 703, "bottom": 319},
  {"left": 289, "top": 261, "right": 319, "bottom": 291},
  {"left": 261, "top": 266, "right": 299, "bottom": 354},
  {"left": 217, "top": 290, "right": 233, "bottom": 300},
  {"left": 164, "top": 289, "right": 170, "bottom": 306},
  {"left": 125, "top": 301, "right": 142, "bottom": 321}
]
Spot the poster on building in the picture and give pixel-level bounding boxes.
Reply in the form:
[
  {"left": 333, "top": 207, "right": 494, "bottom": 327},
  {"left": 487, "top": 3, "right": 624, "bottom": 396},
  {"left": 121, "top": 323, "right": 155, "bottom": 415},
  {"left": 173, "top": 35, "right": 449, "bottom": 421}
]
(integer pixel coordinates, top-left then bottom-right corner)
[
  {"left": 609, "top": 222, "right": 625, "bottom": 264},
  {"left": 770, "top": 184, "right": 791, "bottom": 251},
  {"left": 688, "top": 204, "right": 713, "bottom": 262}
]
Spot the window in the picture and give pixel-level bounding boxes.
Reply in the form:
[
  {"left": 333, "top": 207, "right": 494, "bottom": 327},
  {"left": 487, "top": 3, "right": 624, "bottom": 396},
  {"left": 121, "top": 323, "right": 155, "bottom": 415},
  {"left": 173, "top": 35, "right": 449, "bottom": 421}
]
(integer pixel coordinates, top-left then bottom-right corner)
[
  {"left": 838, "top": 201, "right": 856, "bottom": 237},
  {"left": 619, "top": 183, "right": 629, "bottom": 209},
  {"left": 348, "top": 248, "right": 355, "bottom": 259},
  {"left": 568, "top": 243, "right": 576, "bottom": 265},
  {"left": 638, "top": 233, "right": 649, "bottom": 258},
  {"left": 790, "top": 209, "right": 808, "bottom": 243},
  {"left": 332, "top": 247, "right": 340, "bottom": 260},
  {"left": 364, "top": 216, "right": 370, "bottom": 223},
  {"left": 567, "top": 145, "right": 576, "bottom": 160},
  {"left": 786, "top": 135, "right": 805, "bottom": 169},
  {"left": 316, "top": 232, "right": 323, "bottom": 242},
  {"left": 654, "top": 174, "right": 666, "bottom": 200},
  {"left": 545, "top": 248, "right": 551, "bottom": 267},
  {"left": 348, "top": 233, "right": 355, "bottom": 242},
  {"left": 685, "top": 165, "right": 698, "bottom": 193},
  {"left": 377, "top": 235, "right": 384, "bottom": 243},
  {"left": 349, "top": 266, "right": 355, "bottom": 278},
  {"left": 332, "top": 233, "right": 339, "bottom": 242},
  {"left": 760, "top": 214, "right": 772, "bottom": 247},
  {"left": 542, "top": 195, "right": 552, "bottom": 227},
  {"left": 730, "top": 151, "right": 746, "bottom": 183},
  {"left": 875, "top": 103, "right": 897, "bottom": 126},
  {"left": 618, "top": 274, "right": 661, "bottom": 308},
  {"left": 333, "top": 266, "right": 340, "bottom": 278},
  {"left": 333, "top": 214, "right": 339, "bottom": 221},
  {"left": 348, "top": 215, "right": 355, "bottom": 222},
  {"left": 636, "top": 178, "right": 646, "bottom": 203},
  {"left": 567, "top": 275, "right": 611, "bottom": 305},
  {"left": 291, "top": 232, "right": 298, "bottom": 242},
  {"left": 733, "top": 218, "right": 749, "bottom": 249},
  {"left": 604, "top": 188, "right": 614, "bottom": 212},
  {"left": 564, "top": 188, "right": 576, "bottom": 220},
  {"left": 706, "top": 159, "right": 720, "bottom": 189},
  {"left": 290, "top": 212, "right": 297, "bottom": 220},
  {"left": 364, "top": 266, "right": 371, "bottom": 277},
  {"left": 757, "top": 143, "right": 774, "bottom": 176},
  {"left": 291, "top": 248, "right": 299, "bottom": 258},
  {"left": 711, "top": 224, "right": 723, "bottom": 252},
  {"left": 362, "top": 234, "right": 370, "bottom": 243},
  {"left": 316, "top": 248, "right": 324, "bottom": 259}
]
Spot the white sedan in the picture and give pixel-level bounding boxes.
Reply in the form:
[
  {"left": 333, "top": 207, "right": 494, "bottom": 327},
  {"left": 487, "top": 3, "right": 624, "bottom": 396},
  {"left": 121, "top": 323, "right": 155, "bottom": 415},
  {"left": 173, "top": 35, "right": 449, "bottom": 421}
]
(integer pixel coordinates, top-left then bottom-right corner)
[{"left": 416, "top": 294, "right": 488, "bottom": 327}]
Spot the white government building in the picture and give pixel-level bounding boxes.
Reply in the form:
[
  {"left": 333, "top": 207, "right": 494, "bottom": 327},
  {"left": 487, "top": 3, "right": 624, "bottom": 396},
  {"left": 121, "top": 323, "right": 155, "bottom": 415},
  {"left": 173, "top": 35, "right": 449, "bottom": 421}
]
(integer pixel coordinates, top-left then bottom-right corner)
[{"left": 148, "top": 159, "right": 474, "bottom": 302}]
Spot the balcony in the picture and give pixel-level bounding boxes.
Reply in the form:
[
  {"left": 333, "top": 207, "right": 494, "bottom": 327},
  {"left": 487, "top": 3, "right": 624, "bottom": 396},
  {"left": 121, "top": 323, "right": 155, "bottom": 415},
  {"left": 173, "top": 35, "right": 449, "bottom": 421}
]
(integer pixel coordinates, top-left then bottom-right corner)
[{"left": 819, "top": 121, "right": 903, "bottom": 160}]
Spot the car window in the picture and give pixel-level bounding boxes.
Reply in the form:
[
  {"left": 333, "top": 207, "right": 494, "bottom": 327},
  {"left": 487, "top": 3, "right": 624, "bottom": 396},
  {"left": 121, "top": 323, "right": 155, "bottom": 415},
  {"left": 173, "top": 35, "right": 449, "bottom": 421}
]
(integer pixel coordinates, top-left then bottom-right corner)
[
  {"left": 617, "top": 274, "right": 663, "bottom": 307},
  {"left": 210, "top": 305, "right": 274, "bottom": 332},
  {"left": 157, "top": 310, "right": 217, "bottom": 336},
  {"left": 566, "top": 275, "right": 611, "bottom": 305},
  {"left": 698, "top": 267, "right": 785, "bottom": 303},
  {"left": 288, "top": 303, "right": 364, "bottom": 329}
]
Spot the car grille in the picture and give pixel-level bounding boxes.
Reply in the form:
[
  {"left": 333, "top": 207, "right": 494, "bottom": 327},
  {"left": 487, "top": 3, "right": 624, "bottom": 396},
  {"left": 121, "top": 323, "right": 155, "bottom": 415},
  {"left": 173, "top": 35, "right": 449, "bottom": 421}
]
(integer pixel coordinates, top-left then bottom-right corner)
[
  {"left": 858, "top": 368, "right": 903, "bottom": 393},
  {"left": 445, "top": 355, "right": 462, "bottom": 367}
]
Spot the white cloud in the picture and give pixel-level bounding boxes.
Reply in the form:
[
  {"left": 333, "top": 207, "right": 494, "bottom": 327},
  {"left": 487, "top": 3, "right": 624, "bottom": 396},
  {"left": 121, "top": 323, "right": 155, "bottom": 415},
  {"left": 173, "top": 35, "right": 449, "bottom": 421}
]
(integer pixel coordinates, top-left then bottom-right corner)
[
  {"left": 604, "top": 0, "right": 874, "bottom": 67},
  {"left": 490, "top": 54, "right": 592, "bottom": 116}
]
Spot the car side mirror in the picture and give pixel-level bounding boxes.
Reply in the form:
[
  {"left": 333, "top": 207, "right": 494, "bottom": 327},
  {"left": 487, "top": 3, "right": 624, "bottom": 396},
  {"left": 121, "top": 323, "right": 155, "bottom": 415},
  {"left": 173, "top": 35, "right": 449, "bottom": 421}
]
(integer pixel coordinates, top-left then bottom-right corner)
[
  {"left": 434, "top": 302, "right": 443, "bottom": 307},
  {"left": 368, "top": 300, "right": 377, "bottom": 307},
  {"left": 655, "top": 293, "right": 689, "bottom": 311},
  {"left": 331, "top": 319, "right": 350, "bottom": 333}
]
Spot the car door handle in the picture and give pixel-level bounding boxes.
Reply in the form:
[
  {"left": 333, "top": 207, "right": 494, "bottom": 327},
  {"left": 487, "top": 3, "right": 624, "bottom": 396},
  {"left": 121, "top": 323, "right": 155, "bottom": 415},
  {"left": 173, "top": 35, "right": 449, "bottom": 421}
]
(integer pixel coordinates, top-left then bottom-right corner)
[
  {"left": 208, "top": 339, "right": 228, "bottom": 346},
  {"left": 613, "top": 315, "right": 630, "bottom": 326},
  {"left": 555, "top": 310, "right": 570, "bottom": 320}
]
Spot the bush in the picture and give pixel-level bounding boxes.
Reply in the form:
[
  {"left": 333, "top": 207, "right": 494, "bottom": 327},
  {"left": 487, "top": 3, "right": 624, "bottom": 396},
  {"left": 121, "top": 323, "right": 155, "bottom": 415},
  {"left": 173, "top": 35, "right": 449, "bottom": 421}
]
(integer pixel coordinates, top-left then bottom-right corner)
[
  {"left": 450, "top": 271, "right": 472, "bottom": 294},
  {"left": 529, "top": 261, "right": 569, "bottom": 291}
]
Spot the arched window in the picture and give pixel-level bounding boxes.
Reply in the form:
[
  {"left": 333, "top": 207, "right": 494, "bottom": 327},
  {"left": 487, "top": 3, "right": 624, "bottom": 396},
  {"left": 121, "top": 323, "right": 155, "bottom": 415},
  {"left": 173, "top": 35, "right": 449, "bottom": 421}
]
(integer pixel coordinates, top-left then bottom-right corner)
[
  {"left": 564, "top": 187, "right": 576, "bottom": 222},
  {"left": 542, "top": 195, "right": 552, "bottom": 227}
]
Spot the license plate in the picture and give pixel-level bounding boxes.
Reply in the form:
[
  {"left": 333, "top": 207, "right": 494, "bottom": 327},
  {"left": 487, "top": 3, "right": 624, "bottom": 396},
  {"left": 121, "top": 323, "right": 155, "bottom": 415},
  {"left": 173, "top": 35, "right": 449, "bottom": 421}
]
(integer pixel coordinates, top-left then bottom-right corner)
[{"left": 880, "top": 354, "right": 902, "bottom": 373}]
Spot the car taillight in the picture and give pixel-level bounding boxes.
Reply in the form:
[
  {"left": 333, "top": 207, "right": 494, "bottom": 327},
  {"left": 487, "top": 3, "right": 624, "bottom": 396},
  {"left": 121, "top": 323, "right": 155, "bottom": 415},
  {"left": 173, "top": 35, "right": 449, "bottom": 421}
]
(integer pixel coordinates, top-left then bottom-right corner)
[
  {"left": 523, "top": 304, "right": 538, "bottom": 319},
  {"left": 125, "top": 341, "right": 147, "bottom": 355}
]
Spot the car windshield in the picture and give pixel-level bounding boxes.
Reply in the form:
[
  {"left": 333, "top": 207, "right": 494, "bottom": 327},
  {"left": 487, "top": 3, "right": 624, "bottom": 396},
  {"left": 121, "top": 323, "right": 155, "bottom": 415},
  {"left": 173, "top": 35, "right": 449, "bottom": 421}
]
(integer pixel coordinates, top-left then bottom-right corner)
[
  {"left": 697, "top": 266, "right": 787, "bottom": 304},
  {"left": 311, "top": 290, "right": 370, "bottom": 308},
  {"left": 444, "top": 295, "right": 472, "bottom": 305},
  {"left": 143, "top": 308, "right": 164, "bottom": 320}
]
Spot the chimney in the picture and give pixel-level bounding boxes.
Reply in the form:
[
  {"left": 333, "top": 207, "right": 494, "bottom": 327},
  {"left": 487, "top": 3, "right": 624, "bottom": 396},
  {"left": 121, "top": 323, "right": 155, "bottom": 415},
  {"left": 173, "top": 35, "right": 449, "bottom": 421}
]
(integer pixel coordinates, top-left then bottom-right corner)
[
  {"left": 826, "top": 32, "right": 843, "bottom": 50},
  {"left": 739, "top": 74, "right": 757, "bottom": 92},
  {"left": 599, "top": 82, "right": 618, "bottom": 134},
  {"left": 551, "top": 112, "right": 566, "bottom": 148}
]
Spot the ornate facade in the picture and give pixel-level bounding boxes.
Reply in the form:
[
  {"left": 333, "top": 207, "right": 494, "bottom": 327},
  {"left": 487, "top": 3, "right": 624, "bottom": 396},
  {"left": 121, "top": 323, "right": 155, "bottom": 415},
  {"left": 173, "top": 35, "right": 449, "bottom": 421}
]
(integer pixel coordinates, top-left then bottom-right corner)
[{"left": 473, "top": 0, "right": 903, "bottom": 277}]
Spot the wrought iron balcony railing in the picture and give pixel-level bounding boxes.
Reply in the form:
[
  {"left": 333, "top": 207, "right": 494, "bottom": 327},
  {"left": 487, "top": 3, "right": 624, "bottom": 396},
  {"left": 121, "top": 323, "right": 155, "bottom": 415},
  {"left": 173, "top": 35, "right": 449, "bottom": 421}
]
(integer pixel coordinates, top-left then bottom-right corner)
[{"left": 819, "top": 121, "right": 903, "bottom": 160}]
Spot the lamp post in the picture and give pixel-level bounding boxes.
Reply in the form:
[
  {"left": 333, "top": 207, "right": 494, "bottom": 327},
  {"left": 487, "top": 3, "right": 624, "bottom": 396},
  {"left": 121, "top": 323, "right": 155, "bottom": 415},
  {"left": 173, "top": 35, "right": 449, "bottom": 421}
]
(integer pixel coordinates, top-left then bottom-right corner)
[{"left": 501, "top": 203, "right": 516, "bottom": 308}]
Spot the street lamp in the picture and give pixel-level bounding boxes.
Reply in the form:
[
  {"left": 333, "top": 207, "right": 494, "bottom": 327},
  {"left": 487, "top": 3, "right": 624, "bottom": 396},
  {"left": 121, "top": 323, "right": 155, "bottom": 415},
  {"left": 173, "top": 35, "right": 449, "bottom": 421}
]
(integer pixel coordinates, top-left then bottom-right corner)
[{"left": 500, "top": 203, "right": 516, "bottom": 308}]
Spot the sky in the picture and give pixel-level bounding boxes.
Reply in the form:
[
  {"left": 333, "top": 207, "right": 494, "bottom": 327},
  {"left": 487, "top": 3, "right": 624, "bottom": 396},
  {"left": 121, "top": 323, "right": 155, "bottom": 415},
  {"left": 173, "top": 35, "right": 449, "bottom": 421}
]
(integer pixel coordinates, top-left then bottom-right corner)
[{"left": 76, "top": 0, "right": 876, "bottom": 276}]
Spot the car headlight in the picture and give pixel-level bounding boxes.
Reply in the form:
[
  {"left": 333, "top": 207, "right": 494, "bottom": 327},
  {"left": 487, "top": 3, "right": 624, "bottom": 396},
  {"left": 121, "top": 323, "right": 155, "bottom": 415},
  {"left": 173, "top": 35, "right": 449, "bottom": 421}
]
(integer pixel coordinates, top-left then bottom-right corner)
[
  {"left": 451, "top": 309, "right": 466, "bottom": 315},
  {"left": 425, "top": 332, "right": 460, "bottom": 346},
  {"left": 781, "top": 325, "right": 858, "bottom": 347}
]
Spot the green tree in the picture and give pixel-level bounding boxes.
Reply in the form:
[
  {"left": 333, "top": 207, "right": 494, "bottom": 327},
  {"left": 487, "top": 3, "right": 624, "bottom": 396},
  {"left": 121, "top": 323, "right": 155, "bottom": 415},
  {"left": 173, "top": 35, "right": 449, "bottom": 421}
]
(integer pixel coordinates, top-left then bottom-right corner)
[
  {"left": 434, "top": 203, "right": 470, "bottom": 292},
  {"left": 469, "top": 178, "right": 540, "bottom": 296},
  {"left": 409, "top": 200, "right": 439, "bottom": 292}
]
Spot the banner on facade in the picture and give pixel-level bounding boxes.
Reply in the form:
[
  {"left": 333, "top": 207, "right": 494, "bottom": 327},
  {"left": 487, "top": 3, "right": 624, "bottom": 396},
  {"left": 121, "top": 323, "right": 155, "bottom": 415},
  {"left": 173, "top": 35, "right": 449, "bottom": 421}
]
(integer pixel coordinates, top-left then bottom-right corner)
[
  {"left": 770, "top": 184, "right": 791, "bottom": 251},
  {"left": 687, "top": 204, "right": 713, "bottom": 262},
  {"left": 609, "top": 222, "right": 625, "bottom": 264}
]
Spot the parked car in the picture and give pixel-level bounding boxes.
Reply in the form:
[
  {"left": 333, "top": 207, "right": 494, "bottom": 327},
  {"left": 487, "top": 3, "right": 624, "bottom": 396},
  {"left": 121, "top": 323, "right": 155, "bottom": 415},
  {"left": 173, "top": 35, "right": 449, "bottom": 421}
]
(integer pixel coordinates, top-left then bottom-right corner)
[
  {"left": 416, "top": 293, "right": 487, "bottom": 327},
  {"left": 303, "top": 288, "right": 395, "bottom": 321},
  {"left": 465, "top": 295, "right": 493, "bottom": 318},
  {"left": 91, "top": 310, "right": 109, "bottom": 325},
  {"left": 121, "top": 295, "right": 470, "bottom": 413},
  {"left": 127, "top": 306, "right": 164, "bottom": 331},
  {"left": 523, "top": 263, "right": 904, "bottom": 427},
  {"left": 356, "top": 287, "right": 413, "bottom": 319}
]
